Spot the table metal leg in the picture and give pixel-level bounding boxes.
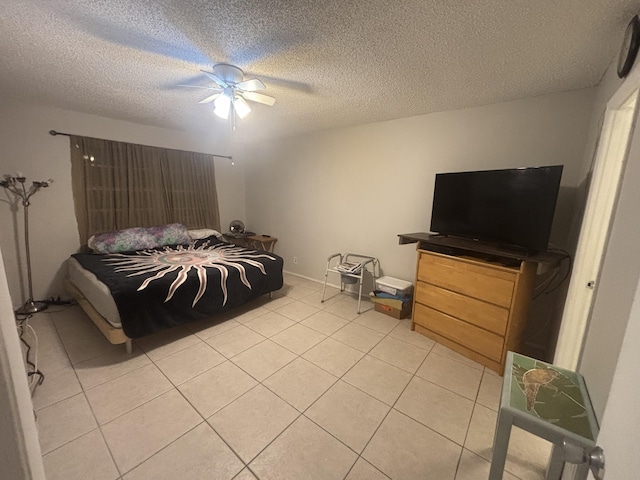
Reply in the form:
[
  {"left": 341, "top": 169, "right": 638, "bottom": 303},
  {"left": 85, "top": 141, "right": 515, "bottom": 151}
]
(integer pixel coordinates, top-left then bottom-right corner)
[
  {"left": 545, "top": 443, "right": 564, "bottom": 480},
  {"left": 489, "top": 410, "right": 513, "bottom": 480}
]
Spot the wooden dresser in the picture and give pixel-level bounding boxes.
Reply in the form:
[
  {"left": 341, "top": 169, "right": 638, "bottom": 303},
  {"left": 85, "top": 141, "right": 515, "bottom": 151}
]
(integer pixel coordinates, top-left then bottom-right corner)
[{"left": 412, "top": 249, "right": 536, "bottom": 375}]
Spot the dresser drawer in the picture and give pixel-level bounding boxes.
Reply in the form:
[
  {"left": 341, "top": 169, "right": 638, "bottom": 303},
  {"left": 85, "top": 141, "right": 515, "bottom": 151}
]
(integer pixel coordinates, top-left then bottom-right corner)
[
  {"left": 417, "top": 253, "right": 515, "bottom": 308},
  {"left": 413, "top": 303, "right": 504, "bottom": 362},
  {"left": 415, "top": 281, "right": 509, "bottom": 335}
]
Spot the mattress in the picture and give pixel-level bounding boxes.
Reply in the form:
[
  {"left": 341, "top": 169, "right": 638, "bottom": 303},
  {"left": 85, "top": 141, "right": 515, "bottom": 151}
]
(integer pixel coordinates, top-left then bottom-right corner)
[{"left": 68, "top": 257, "right": 122, "bottom": 329}]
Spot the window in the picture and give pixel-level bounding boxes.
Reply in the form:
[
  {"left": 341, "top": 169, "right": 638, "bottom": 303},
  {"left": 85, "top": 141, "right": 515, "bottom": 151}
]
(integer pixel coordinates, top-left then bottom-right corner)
[{"left": 70, "top": 135, "right": 220, "bottom": 244}]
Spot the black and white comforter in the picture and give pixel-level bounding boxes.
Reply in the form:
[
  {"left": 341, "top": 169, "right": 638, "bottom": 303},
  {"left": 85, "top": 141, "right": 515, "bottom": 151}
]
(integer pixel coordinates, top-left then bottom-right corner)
[{"left": 71, "top": 236, "right": 283, "bottom": 338}]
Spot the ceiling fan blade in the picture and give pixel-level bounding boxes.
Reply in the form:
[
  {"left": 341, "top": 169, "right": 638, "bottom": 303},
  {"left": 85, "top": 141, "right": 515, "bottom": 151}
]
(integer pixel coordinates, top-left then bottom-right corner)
[
  {"left": 201, "top": 70, "right": 228, "bottom": 88},
  {"left": 236, "top": 78, "right": 266, "bottom": 92},
  {"left": 177, "top": 84, "right": 222, "bottom": 91},
  {"left": 241, "top": 91, "right": 276, "bottom": 106},
  {"left": 199, "top": 93, "right": 221, "bottom": 104}
]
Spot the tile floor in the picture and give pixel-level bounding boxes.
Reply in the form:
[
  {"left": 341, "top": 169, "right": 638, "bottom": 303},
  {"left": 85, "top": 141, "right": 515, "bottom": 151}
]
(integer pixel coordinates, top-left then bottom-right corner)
[{"left": 26, "top": 273, "right": 552, "bottom": 479}]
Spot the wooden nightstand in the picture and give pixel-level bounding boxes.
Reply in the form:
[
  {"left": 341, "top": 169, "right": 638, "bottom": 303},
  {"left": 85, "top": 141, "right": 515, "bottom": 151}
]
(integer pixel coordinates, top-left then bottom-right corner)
[{"left": 223, "top": 234, "right": 278, "bottom": 252}]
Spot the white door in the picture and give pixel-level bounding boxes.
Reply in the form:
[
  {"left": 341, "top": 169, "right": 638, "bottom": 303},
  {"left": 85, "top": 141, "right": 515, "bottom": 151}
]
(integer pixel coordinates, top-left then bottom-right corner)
[{"left": 554, "top": 89, "right": 638, "bottom": 372}]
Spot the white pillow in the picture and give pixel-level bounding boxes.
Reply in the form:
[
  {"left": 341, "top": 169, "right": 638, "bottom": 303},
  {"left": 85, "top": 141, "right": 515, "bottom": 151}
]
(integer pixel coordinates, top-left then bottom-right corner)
[{"left": 188, "top": 229, "right": 224, "bottom": 240}]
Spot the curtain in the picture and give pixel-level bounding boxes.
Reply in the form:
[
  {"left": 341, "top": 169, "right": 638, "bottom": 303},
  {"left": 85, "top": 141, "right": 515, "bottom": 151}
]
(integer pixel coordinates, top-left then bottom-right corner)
[{"left": 70, "top": 135, "right": 220, "bottom": 245}]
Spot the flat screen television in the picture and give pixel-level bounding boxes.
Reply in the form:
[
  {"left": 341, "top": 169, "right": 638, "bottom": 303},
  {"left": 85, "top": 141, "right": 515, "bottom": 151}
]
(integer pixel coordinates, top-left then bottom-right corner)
[{"left": 430, "top": 165, "right": 563, "bottom": 253}]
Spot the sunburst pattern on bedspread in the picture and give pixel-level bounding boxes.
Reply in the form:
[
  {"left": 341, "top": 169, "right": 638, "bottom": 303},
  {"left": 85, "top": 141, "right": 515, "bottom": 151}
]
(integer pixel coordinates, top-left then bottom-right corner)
[{"left": 104, "top": 242, "right": 276, "bottom": 307}]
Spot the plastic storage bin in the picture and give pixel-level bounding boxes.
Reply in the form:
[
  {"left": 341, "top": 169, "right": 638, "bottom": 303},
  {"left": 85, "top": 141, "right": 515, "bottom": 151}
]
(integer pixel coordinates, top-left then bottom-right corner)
[{"left": 375, "top": 276, "right": 413, "bottom": 297}]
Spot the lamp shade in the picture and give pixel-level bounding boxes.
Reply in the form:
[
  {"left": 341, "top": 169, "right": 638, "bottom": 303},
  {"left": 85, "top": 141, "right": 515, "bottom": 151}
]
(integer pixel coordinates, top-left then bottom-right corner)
[
  {"left": 214, "top": 94, "right": 231, "bottom": 119},
  {"left": 233, "top": 96, "right": 251, "bottom": 119}
]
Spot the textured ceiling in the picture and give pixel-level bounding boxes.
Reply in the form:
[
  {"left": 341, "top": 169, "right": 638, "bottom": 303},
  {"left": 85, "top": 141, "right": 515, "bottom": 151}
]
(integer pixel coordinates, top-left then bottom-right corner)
[{"left": 1, "top": 1, "right": 639, "bottom": 143}]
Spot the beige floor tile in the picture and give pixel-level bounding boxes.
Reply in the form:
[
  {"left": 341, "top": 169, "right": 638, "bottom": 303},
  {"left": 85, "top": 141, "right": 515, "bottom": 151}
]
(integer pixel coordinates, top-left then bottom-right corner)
[
  {"left": 86, "top": 363, "right": 173, "bottom": 425},
  {"left": 476, "top": 370, "right": 504, "bottom": 411},
  {"left": 249, "top": 416, "right": 357, "bottom": 480},
  {"left": 263, "top": 357, "right": 337, "bottom": 411},
  {"left": 123, "top": 422, "right": 244, "bottom": 480},
  {"left": 302, "top": 338, "right": 364, "bottom": 377},
  {"left": 369, "top": 336, "right": 429, "bottom": 373},
  {"left": 503, "top": 430, "right": 553, "bottom": 480},
  {"left": 74, "top": 346, "right": 151, "bottom": 390},
  {"left": 300, "top": 310, "right": 349, "bottom": 335},
  {"left": 389, "top": 319, "right": 437, "bottom": 350},
  {"left": 229, "top": 305, "right": 270, "bottom": 324},
  {"left": 188, "top": 317, "right": 240, "bottom": 341},
  {"left": 346, "top": 457, "right": 390, "bottom": 479},
  {"left": 299, "top": 287, "right": 343, "bottom": 307},
  {"left": 331, "top": 322, "right": 385, "bottom": 352},
  {"left": 306, "top": 380, "right": 390, "bottom": 453},
  {"left": 205, "top": 324, "right": 266, "bottom": 357},
  {"left": 101, "top": 390, "right": 202, "bottom": 474},
  {"left": 274, "top": 300, "right": 320, "bottom": 321},
  {"left": 209, "top": 385, "right": 299, "bottom": 462},
  {"left": 352, "top": 309, "right": 400, "bottom": 334},
  {"left": 464, "top": 403, "right": 497, "bottom": 460},
  {"left": 52, "top": 307, "right": 103, "bottom": 344},
  {"left": 323, "top": 298, "right": 363, "bottom": 320},
  {"left": 178, "top": 361, "right": 258, "bottom": 417},
  {"left": 62, "top": 329, "right": 122, "bottom": 365},
  {"left": 28, "top": 312, "right": 58, "bottom": 334},
  {"left": 244, "top": 311, "right": 296, "bottom": 337},
  {"left": 43, "top": 429, "right": 118, "bottom": 480},
  {"left": 416, "top": 352, "right": 483, "bottom": 400},
  {"left": 262, "top": 293, "right": 295, "bottom": 311},
  {"left": 37, "top": 393, "right": 97, "bottom": 454},
  {"left": 431, "top": 343, "right": 484, "bottom": 370},
  {"left": 231, "top": 340, "right": 296, "bottom": 381},
  {"left": 455, "top": 448, "right": 519, "bottom": 480},
  {"left": 395, "top": 376, "right": 474, "bottom": 445},
  {"left": 155, "top": 341, "right": 226, "bottom": 385},
  {"left": 36, "top": 333, "right": 72, "bottom": 372},
  {"left": 342, "top": 355, "right": 412, "bottom": 406},
  {"left": 363, "top": 409, "right": 461, "bottom": 480},
  {"left": 233, "top": 468, "right": 258, "bottom": 479},
  {"left": 281, "top": 283, "right": 318, "bottom": 300},
  {"left": 271, "top": 323, "right": 326, "bottom": 354},
  {"left": 465, "top": 404, "right": 550, "bottom": 479},
  {"left": 135, "top": 326, "right": 202, "bottom": 361},
  {"left": 32, "top": 366, "right": 82, "bottom": 411}
]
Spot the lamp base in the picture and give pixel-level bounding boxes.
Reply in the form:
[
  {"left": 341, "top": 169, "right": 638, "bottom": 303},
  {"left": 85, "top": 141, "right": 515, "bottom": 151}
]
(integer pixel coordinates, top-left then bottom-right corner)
[{"left": 15, "top": 299, "right": 48, "bottom": 315}]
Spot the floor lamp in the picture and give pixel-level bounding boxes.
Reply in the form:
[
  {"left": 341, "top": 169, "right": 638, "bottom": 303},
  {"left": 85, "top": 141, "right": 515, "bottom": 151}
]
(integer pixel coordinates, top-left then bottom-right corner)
[{"left": 0, "top": 173, "right": 53, "bottom": 315}]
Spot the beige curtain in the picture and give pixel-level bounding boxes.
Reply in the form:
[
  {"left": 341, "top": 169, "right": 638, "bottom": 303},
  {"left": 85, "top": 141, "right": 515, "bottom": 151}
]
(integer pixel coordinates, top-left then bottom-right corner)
[{"left": 70, "top": 135, "right": 220, "bottom": 244}]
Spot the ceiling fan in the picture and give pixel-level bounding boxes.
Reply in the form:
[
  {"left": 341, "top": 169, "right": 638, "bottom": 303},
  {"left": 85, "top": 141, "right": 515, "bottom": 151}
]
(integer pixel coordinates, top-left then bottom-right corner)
[{"left": 180, "top": 63, "right": 276, "bottom": 120}]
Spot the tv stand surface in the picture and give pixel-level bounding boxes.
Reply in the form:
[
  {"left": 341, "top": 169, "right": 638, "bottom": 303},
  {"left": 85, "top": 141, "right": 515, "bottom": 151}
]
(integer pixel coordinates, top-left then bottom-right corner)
[{"left": 398, "top": 232, "right": 564, "bottom": 266}]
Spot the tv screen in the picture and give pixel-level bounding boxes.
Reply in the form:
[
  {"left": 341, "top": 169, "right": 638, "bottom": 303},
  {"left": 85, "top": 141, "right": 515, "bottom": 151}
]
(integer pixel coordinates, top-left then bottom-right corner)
[{"left": 430, "top": 165, "right": 563, "bottom": 253}]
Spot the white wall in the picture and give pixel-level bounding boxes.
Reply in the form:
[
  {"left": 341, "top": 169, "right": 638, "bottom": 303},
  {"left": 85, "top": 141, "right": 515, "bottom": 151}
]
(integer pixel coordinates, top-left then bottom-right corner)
[
  {"left": 0, "top": 243, "right": 45, "bottom": 479},
  {"left": 0, "top": 102, "right": 246, "bottom": 308},
  {"left": 592, "top": 272, "right": 640, "bottom": 480},
  {"left": 244, "top": 89, "right": 595, "bottom": 288}
]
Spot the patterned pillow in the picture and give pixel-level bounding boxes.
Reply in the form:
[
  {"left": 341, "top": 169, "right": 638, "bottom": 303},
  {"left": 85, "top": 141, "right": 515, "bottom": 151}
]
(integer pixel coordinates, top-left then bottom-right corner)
[{"left": 90, "top": 223, "right": 191, "bottom": 253}]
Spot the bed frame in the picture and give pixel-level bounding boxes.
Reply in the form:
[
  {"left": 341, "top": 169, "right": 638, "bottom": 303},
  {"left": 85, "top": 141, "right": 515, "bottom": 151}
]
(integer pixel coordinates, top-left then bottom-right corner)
[
  {"left": 65, "top": 279, "right": 133, "bottom": 354},
  {"left": 65, "top": 278, "right": 274, "bottom": 355}
]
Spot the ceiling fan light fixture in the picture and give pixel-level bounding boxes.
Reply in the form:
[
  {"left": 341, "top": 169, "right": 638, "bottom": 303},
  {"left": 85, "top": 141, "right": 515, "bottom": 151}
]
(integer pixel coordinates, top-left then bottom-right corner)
[
  {"left": 213, "top": 94, "right": 231, "bottom": 119},
  {"left": 233, "top": 96, "right": 251, "bottom": 119}
]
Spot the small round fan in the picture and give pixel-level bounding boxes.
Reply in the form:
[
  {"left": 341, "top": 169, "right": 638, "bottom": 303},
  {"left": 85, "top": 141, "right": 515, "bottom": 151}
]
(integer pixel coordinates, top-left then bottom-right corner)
[{"left": 229, "top": 220, "right": 245, "bottom": 234}]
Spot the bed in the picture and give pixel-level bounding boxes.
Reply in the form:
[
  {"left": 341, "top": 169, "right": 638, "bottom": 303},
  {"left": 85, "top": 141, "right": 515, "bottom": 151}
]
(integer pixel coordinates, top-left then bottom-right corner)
[{"left": 65, "top": 224, "right": 283, "bottom": 352}]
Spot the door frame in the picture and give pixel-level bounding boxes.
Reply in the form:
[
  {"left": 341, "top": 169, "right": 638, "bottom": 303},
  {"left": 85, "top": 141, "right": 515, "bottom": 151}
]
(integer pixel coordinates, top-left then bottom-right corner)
[{"left": 554, "top": 69, "right": 640, "bottom": 370}]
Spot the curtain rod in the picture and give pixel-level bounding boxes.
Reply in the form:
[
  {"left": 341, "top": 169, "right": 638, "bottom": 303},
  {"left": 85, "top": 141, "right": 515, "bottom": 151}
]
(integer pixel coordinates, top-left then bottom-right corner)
[{"left": 49, "top": 130, "right": 233, "bottom": 160}]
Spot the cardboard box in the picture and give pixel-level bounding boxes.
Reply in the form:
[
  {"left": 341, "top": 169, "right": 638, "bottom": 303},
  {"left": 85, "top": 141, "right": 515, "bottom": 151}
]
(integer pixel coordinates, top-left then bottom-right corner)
[
  {"left": 374, "top": 301, "right": 412, "bottom": 319},
  {"left": 370, "top": 292, "right": 412, "bottom": 319}
]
